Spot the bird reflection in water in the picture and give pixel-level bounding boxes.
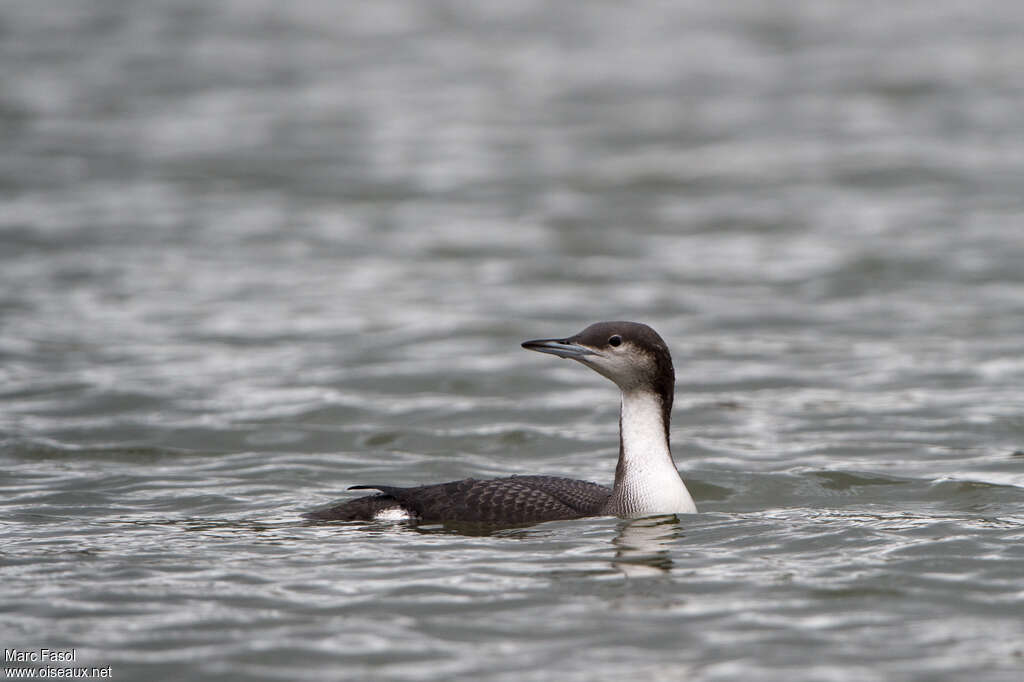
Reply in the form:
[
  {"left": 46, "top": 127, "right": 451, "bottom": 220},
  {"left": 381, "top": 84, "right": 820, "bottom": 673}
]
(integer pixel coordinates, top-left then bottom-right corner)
[{"left": 611, "top": 515, "right": 684, "bottom": 576}]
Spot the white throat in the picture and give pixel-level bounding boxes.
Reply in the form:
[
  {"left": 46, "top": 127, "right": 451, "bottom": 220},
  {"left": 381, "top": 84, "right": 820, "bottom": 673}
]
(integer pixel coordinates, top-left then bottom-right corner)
[{"left": 606, "top": 389, "right": 696, "bottom": 516}]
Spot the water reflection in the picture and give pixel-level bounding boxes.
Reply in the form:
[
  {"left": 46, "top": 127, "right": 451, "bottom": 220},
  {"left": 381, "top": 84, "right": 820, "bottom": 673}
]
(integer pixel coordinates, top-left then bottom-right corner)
[{"left": 611, "top": 515, "right": 684, "bottom": 576}]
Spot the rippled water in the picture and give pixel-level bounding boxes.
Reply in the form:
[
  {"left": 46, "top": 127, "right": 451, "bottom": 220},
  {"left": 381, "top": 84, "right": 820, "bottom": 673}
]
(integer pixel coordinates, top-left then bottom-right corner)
[{"left": 3, "top": 1, "right": 1024, "bottom": 680}]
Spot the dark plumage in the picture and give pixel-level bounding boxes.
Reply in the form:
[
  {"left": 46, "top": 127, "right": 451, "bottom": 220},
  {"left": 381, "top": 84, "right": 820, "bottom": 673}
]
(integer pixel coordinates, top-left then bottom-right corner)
[{"left": 304, "top": 476, "right": 612, "bottom": 525}]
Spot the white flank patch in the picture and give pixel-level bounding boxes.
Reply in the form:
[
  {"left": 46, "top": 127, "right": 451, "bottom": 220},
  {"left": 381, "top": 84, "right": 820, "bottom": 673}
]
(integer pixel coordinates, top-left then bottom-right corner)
[{"left": 373, "top": 507, "right": 413, "bottom": 521}]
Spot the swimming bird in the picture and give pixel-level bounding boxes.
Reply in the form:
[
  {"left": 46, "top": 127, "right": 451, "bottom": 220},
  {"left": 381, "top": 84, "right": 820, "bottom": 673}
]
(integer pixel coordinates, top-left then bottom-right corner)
[{"left": 305, "top": 321, "right": 696, "bottom": 525}]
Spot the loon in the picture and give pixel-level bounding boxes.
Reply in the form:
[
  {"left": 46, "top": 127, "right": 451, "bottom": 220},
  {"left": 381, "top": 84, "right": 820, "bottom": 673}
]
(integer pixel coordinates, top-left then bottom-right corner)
[{"left": 304, "top": 321, "right": 697, "bottom": 525}]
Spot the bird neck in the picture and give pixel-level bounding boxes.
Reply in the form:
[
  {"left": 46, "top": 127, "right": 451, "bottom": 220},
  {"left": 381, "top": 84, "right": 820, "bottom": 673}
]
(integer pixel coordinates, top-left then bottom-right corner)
[{"left": 607, "top": 388, "right": 696, "bottom": 516}]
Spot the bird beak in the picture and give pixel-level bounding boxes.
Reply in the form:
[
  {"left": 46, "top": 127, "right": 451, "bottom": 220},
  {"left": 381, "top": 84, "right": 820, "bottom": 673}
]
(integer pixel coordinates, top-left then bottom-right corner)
[{"left": 521, "top": 337, "right": 597, "bottom": 359}]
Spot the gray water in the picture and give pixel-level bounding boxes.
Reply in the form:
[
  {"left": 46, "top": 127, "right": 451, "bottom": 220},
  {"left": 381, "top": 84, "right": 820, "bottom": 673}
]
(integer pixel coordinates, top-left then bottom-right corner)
[{"left": 2, "top": 1, "right": 1024, "bottom": 680}]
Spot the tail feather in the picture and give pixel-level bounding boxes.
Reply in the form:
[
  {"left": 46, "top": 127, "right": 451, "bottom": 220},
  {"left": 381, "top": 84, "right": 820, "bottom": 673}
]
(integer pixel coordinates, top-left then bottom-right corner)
[{"left": 304, "top": 488, "right": 407, "bottom": 521}]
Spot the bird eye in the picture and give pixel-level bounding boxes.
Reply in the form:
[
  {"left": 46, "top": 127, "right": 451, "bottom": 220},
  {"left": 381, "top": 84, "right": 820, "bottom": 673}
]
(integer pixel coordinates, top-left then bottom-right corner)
[{"left": 608, "top": 335, "right": 622, "bottom": 347}]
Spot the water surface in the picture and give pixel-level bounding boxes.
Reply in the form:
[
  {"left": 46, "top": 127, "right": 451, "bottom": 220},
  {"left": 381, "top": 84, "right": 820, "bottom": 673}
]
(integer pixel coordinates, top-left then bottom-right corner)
[{"left": 2, "top": 2, "right": 1024, "bottom": 681}]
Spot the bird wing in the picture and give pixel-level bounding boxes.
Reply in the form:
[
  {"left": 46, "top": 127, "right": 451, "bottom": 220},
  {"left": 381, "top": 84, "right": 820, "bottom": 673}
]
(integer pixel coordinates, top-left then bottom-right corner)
[{"left": 382, "top": 476, "right": 611, "bottom": 525}]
